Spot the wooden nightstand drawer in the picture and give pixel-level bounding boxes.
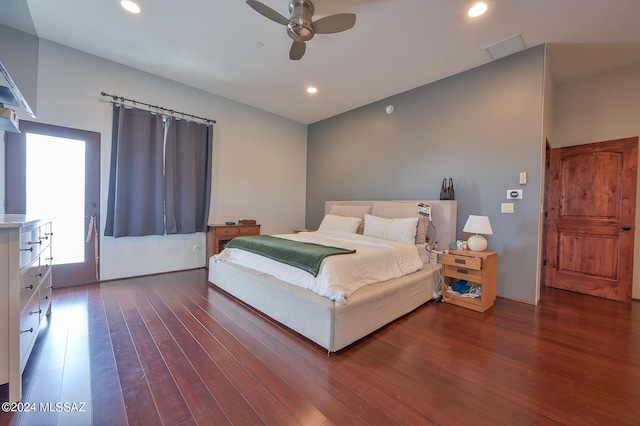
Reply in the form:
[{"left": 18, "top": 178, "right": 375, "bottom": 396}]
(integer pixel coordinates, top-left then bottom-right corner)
[
  {"left": 442, "top": 253, "right": 483, "bottom": 270},
  {"left": 215, "top": 227, "right": 239, "bottom": 237},
  {"left": 239, "top": 225, "right": 260, "bottom": 236},
  {"left": 443, "top": 264, "right": 484, "bottom": 283}
]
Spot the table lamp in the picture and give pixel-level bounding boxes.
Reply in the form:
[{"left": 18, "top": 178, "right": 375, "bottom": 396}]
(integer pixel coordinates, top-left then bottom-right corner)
[{"left": 463, "top": 215, "right": 493, "bottom": 251}]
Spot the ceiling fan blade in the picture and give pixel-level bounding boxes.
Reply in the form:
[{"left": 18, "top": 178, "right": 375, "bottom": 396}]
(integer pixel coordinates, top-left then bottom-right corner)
[
  {"left": 246, "top": 0, "right": 290, "bottom": 26},
  {"left": 313, "top": 13, "right": 356, "bottom": 34},
  {"left": 290, "top": 41, "right": 306, "bottom": 60}
]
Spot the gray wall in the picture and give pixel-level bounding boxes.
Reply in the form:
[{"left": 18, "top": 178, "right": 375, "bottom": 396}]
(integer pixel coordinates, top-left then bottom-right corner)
[
  {"left": 0, "top": 25, "right": 39, "bottom": 215},
  {"left": 306, "top": 45, "right": 546, "bottom": 304},
  {"left": 0, "top": 25, "right": 38, "bottom": 116}
]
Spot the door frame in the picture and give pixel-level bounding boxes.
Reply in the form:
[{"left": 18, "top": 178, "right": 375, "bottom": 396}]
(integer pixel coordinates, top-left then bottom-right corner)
[{"left": 5, "top": 120, "right": 101, "bottom": 287}]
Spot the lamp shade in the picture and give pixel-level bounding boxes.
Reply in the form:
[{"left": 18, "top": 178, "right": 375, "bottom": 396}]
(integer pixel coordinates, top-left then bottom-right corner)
[
  {"left": 463, "top": 215, "right": 493, "bottom": 235},
  {"left": 463, "top": 215, "right": 493, "bottom": 251}
]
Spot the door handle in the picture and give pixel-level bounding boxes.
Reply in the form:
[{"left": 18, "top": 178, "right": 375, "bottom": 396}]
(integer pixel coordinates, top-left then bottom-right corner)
[{"left": 622, "top": 226, "right": 631, "bottom": 231}]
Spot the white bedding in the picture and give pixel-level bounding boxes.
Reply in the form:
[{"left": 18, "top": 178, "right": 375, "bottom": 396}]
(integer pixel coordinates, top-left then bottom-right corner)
[{"left": 213, "top": 230, "right": 424, "bottom": 304}]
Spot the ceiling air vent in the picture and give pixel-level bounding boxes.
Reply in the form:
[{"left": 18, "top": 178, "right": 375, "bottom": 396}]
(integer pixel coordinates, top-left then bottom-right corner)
[{"left": 484, "top": 34, "right": 526, "bottom": 61}]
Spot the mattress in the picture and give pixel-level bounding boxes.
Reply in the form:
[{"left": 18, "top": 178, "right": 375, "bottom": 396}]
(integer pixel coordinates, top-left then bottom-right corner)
[{"left": 215, "top": 230, "right": 424, "bottom": 304}]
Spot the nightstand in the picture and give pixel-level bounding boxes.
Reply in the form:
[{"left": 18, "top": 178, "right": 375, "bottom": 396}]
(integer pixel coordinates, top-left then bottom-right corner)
[
  {"left": 441, "top": 250, "right": 497, "bottom": 312},
  {"left": 205, "top": 224, "right": 261, "bottom": 268}
]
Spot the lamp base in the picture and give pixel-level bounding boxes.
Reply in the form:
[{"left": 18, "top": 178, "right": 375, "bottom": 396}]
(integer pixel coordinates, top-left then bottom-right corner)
[{"left": 467, "top": 234, "right": 487, "bottom": 251}]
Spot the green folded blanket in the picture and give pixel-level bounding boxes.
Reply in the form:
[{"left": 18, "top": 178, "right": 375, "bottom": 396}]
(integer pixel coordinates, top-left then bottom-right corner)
[{"left": 225, "top": 235, "right": 356, "bottom": 277}]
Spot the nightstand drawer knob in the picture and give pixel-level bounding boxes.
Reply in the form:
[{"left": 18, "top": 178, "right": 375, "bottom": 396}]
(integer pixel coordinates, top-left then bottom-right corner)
[
  {"left": 457, "top": 268, "right": 468, "bottom": 274},
  {"left": 454, "top": 259, "right": 466, "bottom": 265}
]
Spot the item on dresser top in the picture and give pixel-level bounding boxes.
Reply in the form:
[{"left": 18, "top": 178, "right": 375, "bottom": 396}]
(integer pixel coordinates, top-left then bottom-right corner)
[
  {"left": 440, "top": 178, "right": 455, "bottom": 200},
  {"left": 239, "top": 219, "right": 256, "bottom": 225}
]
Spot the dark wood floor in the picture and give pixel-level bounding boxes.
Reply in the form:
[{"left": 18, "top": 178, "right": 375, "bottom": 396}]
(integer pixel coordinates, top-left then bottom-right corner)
[{"left": 1, "top": 268, "right": 639, "bottom": 425}]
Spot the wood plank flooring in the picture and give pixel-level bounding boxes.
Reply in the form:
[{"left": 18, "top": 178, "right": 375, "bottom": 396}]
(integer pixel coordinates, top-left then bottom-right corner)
[{"left": 1, "top": 268, "right": 639, "bottom": 425}]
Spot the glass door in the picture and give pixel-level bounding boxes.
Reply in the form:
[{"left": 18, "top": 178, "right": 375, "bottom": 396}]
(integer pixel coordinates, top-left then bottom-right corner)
[{"left": 5, "top": 121, "right": 100, "bottom": 287}]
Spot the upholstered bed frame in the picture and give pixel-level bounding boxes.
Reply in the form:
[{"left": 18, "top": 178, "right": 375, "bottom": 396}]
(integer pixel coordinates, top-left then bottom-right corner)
[{"left": 208, "top": 200, "right": 457, "bottom": 352}]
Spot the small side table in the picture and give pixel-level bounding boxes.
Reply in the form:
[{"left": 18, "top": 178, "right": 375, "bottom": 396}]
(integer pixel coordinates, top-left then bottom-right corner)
[
  {"left": 441, "top": 250, "right": 497, "bottom": 312},
  {"left": 205, "top": 224, "right": 261, "bottom": 268}
]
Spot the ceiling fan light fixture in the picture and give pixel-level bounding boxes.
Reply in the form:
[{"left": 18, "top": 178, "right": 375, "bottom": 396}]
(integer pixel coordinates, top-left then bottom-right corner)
[
  {"left": 121, "top": 0, "right": 141, "bottom": 14},
  {"left": 468, "top": 2, "right": 487, "bottom": 18},
  {"left": 246, "top": 0, "right": 356, "bottom": 60}
]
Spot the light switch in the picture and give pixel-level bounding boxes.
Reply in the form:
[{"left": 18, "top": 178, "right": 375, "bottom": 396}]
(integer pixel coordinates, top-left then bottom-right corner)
[
  {"left": 501, "top": 203, "right": 514, "bottom": 213},
  {"left": 519, "top": 172, "right": 527, "bottom": 185}
]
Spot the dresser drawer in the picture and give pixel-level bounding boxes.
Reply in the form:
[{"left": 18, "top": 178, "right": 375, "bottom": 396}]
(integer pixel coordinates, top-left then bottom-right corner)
[
  {"left": 442, "top": 253, "right": 483, "bottom": 271},
  {"left": 215, "top": 227, "right": 239, "bottom": 237},
  {"left": 39, "top": 270, "right": 53, "bottom": 314},
  {"left": 36, "top": 223, "right": 53, "bottom": 254},
  {"left": 19, "top": 227, "right": 40, "bottom": 268},
  {"left": 19, "top": 295, "right": 41, "bottom": 369},
  {"left": 20, "top": 261, "right": 41, "bottom": 309},
  {"left": 239, "top": 225, "right": 260, "bottom": 236}
]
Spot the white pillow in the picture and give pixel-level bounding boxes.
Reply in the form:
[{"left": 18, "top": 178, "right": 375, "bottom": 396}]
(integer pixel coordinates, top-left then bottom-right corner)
[
  {"left": 317, "top": 214, "right": 362, "bottom": 233},
  {"left": 363, "top": 214, "right": 419, "bottom": 244}
]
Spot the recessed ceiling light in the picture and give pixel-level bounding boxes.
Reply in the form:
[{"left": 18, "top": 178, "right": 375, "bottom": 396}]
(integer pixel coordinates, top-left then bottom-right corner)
[
  {"left": 307, "top": 87, "right": 318, "bottom": 94},
  {"left": 468, "top": 2, "right": 487, "bottom": 18},
  {"left": 121, "top": 0, "right": 141, "bottom": 14}
]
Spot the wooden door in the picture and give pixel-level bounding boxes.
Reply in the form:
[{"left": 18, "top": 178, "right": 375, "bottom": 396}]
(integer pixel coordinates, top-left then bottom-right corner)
[{"left": 545, "top": 137, "right": 637, "bottom": 302}]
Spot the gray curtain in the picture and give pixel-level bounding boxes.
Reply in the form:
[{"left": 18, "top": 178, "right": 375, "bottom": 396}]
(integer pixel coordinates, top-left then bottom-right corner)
[
  {"left": 105, "top": 106, "right": 165, "bottom": 237},
  {"left": 165, "top": 118, "right": 213, "bottom": 234}
]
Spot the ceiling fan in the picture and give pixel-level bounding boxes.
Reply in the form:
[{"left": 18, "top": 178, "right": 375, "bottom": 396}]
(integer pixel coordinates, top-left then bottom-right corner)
[{"left": 246, "top": 0, "right": 356, "bottom": 60}]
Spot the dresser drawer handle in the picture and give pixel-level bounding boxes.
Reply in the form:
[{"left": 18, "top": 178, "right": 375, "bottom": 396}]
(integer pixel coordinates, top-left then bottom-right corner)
[
  {"left": 34, "top": 272, "right": 43, "bottom": 277},
  {"left": 456, "top": 268, "right": 469, "bottom": 274},
  {"left": 454, "top": 258, "right": 466, "bottom": 265},
  {"left": 42, "top": 295, "right": 49, "bottom": 300},
  {"left": 28, "top": 241, "right": 42, "bottom": 245},
  {"left": 21, "top": 328, "right": 34, "bottom": 334},
  {"left": 40, "top": 235, "right": 49, "bottom": 240},
  {"left": 30, "top": 309, "right": 42, "bottom": 315},
  {"left": 45, "top": 232, "right": 53, "bottom": 236},
  {"left": 25, "top": 284, "right": 34, "bottom": 290},
  {"left": 21, "top": 247, "right": 34, "bottom": 252}
]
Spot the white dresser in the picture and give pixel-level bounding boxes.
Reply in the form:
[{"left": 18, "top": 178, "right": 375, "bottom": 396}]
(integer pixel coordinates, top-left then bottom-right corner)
[{"left": 0, "top": 215, "right": 53, "bottom": 402}]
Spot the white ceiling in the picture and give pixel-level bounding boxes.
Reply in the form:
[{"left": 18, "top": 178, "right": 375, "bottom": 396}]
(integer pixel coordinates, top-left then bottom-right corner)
[{"left": 2, "top": 0, "right": 640, "bottom": 124}]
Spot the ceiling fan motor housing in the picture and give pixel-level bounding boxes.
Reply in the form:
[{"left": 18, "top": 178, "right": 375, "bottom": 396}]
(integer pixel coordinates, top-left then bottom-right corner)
[{"left": 288, "top": 0, "right": 315, "bottom": 41}]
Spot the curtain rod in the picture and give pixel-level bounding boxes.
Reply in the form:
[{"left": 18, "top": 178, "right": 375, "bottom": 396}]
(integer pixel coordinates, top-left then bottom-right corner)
[{"left": 100, "top": 91, "right": 216, "bottom": 124}]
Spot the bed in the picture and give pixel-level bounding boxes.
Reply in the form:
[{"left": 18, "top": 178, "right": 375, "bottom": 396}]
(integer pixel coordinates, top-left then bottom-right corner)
[{"left": 208, "top": 200, "right": 457, "bottom": 352}]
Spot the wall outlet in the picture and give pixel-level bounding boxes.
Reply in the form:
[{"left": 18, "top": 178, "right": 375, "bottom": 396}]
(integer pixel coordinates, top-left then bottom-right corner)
[
  {"left": 507, "top": 189, "right": 523, "bottom": 199},
  {"left": 192, "top": 244, "right": 199, "bottom": 253}
]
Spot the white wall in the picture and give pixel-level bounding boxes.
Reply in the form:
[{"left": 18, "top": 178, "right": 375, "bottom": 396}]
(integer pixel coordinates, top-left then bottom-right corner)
[
  {"left": 552, "top": 63, "right": 640, "bottom": 299},
  {"left": 32, "top": 40, "right": 307, "bottom": 280}
]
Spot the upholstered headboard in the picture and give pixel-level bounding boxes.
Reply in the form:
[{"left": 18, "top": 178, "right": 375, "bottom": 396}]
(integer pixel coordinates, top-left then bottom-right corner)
[{"left": 325, "top": 200, "right": 458, "bottom": 248}]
